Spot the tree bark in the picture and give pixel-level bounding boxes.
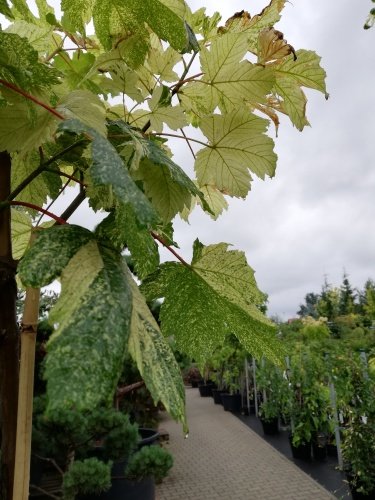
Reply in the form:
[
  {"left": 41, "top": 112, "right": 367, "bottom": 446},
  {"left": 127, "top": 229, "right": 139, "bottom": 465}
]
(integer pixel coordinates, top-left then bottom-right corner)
[{"left": 0, "top": 151, "right": 19, "bottom": 500}]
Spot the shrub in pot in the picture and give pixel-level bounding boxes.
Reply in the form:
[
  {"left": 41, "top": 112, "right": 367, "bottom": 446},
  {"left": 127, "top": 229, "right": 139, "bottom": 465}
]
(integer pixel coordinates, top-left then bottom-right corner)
[
  {"left": 258, "top": 400, "right": 279, "bottom": 435},
  {"left": 341, "top": 357, "right": 375, "bottom": 498}
]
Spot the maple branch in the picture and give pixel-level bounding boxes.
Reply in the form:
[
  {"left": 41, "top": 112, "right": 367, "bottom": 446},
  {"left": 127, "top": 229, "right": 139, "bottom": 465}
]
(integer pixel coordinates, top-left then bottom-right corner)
[
  {"left": 10, "top": 202, "right": 67, "bottom": 225},
  {"left": 59, "top": 190, "right": 86, "bottom": 222},
  {"left": 0, "top": 80, "right": 65, "bottom": 120},
  {"left": 44, "top": 168, "right": 87, "bottom": 187},
  {"left": 172, "top": 72, "right": 204, "bottom": 95},
  {"left": 180, "top": 128, "right": 196, "bottom": 160},
  {"left": 7, "top": 139, "right": 87, "bottom": 202},
  {"left": 151, "top": 132, "right": 207, "bottom": 148},
  {"left": 151, "top": 231, "right": 190, "bottom": 267}
]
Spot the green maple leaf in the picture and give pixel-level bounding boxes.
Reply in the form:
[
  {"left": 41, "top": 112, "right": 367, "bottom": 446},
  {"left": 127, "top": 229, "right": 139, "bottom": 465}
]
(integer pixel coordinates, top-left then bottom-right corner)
[
  {"left": 11, "top": 208, "right": 32, "bottom": 260},
  {"left": 59, "top": 119, "right": 158, "bottom": 227},
  {"left": 195, "top": 108, "right": 276, "bottom": 198},
  {"left": 141, "top": 241, "right": 282, "bottom": 364},
  {"left": 128, "top": 275, "right": 186, "bottom": 429},
  {"left": 199, "top": 32, "right": 275, "bottom": 113},
  {"left": 19, "top": 226, "right": 132, "bottom": 413}
]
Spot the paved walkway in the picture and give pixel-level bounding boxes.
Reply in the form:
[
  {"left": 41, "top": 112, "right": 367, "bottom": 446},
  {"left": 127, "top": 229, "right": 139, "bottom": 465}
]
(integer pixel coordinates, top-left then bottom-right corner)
[{"left": 156, "top": 388, "right": 334, "bottom": 500}]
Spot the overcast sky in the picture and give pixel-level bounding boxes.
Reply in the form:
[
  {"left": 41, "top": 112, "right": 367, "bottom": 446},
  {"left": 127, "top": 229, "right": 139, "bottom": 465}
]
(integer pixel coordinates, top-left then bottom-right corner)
[
  {"left": 166, "top": 0, "right": 375, "bottom": 319},
  {"left": 6, "top": 1, "right": 373, "bottom": 320}
]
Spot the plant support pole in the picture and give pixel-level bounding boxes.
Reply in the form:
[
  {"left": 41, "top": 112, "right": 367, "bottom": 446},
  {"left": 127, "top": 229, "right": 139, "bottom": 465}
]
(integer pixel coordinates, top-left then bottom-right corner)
[
  {"left": 244, "top": 358, "right": 250, "bottom": 414},
  {"left": 329, "top": 381, "right": 343, "bottom": 469},
  {"left": 13, "top": 233, "right": 40, "bottom": 500},
  {"left": 252, "top": 358, "right": 259, "bottom": 417}
]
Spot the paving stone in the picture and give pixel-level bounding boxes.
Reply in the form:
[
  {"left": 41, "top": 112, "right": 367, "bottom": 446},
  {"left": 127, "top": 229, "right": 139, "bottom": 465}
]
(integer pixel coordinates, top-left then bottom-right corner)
[{"left": 156, "top": 388, "right": 334, "bottom": 500}]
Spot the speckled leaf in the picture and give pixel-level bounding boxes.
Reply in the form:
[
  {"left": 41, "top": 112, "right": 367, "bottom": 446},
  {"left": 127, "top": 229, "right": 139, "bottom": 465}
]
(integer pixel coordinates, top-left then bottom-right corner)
[
  {"left": 96, "top": 204, "right": 159, "bottom": 279},
  {"left": 134, "top": 159, "right": 193, "bottom": 223},
  {"left": 128, "top": 275, "right": 186, "bottom": 429},
  {"left": 199, "top": 33, "right": 275, "bottom": 113},
  {"left": 11, "top": 208, "right": 32, "bottom": 260},
  {"left": 93, "top": 0, "right": 188, "bottom": 52},
  {"left": 58, "top": 119, "right": 158, "bottom": 227},
  {"left": 18, "top": 224, "right": 94, "bottom": 287},
  {"left": 5, "top": 21, "right": 54, "bottom": 53},
  {"left": 61, "top": 0, "right": 95, "bottom": 33},
  {"left": 0, "top": 0, "right": 13, "bottom": 18},
  {"left": 0, "top": 32, "right": 60, "bottom": 91},
  {"left": 111, "top": 120, "right": 208, "bottom": 221},
  {"left": 141, "top": 243, "right": 283, "bottom": 364},
  {"left": 195, "top": 108, "right": 276, "bottom": 198},
  {"left": 45, "top": 243, "right": 132, "bottom": 413}
]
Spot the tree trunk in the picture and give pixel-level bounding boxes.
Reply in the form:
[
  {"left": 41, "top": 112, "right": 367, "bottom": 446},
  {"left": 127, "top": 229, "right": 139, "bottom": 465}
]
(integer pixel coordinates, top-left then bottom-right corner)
[{"left": 0, "top": 151, "right": 19, "bottom": 500}]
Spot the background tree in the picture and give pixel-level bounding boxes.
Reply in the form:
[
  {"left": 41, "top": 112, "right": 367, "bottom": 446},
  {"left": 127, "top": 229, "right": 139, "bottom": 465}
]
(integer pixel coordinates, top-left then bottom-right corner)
[{"left": 297, "top": 292, "right": 320, "bottom": 318}]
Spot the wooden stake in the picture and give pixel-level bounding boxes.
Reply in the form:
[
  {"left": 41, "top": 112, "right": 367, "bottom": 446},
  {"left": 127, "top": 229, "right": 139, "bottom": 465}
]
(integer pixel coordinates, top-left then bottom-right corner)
[{"left": 13, "top": 235, "right": 40, "bottom": 500}]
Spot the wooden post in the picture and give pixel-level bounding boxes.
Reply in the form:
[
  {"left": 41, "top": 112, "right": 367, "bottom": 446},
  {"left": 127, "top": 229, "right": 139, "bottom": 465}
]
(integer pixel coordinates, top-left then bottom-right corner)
[{"left": 13, "top": 234, "right": 40, "bottom": 500}]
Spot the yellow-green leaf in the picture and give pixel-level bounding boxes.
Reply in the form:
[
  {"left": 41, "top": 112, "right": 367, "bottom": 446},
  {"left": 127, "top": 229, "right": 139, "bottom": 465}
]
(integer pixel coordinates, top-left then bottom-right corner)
[
  {"left": 11, "top": 208, "right": 32, "bottom": 260},
  {"left": 195, "top": 108, "right": 277, "bottom": 198}
]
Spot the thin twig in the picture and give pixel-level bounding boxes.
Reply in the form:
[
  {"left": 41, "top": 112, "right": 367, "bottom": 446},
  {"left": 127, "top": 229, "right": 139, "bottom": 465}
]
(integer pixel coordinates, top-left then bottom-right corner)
[
  {"left": 10, "top": 201, "right": 67, "bottom": 225},
  {"left": 0, "top": 80, "right": 65, "bottom": 120},
  {"left": 180, "top": 128, "right": 196, "bottom": 159},
  {"left": 6, "top": 140, "right": 86, "bottom": 202},
  {"left": 151, "top": 231, "right": 190, "bottom": 267},
  {"left": 151, "top": 132, "right": 207, "bottom": 148},
  {"left": 28, "top": 484, "right": 60, "bottom": 500}
]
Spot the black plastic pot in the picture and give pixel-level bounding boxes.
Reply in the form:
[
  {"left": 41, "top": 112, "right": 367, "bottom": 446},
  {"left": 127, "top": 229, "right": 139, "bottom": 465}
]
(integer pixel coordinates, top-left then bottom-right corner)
[
  {"left": 289, "top": 435, "right": 312, "bottom": 461},
  {"left": 198, "top": 384, "right": 213, "bottom": 397},
  {"left": 346, "top": 473, "right": 375, "bottom": 499},
  {"left": 138, "top": 428, "right": 159, "bottom": 449},
  {"left": 78, "top": 461, "right": 155, "bottom": 500},
  {"left": 211, "top": 389, "right": 225, "bottom": 405},
  {"left": 220, "top": 393, "right": 242, "bottom": 413},
  {"left": 191, "top": 380, "right": 199, "bottom": 388},
  {"left": 260, "top": 417, "right": 279, "bottom": 435},
  {"left": 312, "top": 432, "right": 327, "bottom": 461},
  {"left": 29, "top": 455, "right": 45, "bottom": 487}
]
